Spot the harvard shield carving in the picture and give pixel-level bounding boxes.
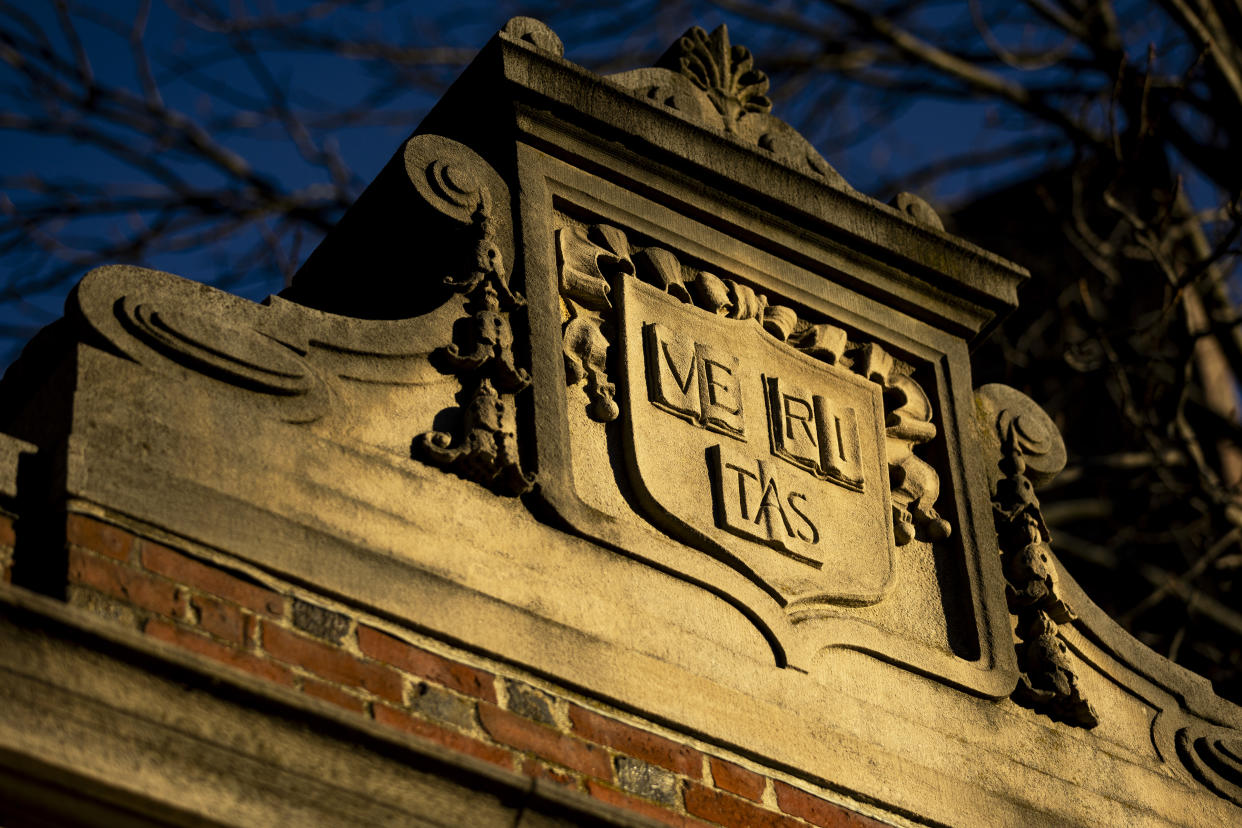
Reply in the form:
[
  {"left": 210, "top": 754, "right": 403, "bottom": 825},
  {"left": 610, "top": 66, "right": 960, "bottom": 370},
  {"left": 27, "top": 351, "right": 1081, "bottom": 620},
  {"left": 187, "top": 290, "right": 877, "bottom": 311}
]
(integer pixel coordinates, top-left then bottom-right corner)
[{"left": 618, "top": 276, "right": 894, "bottom": 608}]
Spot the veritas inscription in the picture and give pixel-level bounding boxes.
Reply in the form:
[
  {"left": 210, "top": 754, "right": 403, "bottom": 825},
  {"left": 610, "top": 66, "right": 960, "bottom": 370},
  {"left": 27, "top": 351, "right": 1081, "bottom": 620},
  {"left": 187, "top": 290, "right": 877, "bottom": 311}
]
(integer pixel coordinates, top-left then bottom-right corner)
[{"left": 620, "top": 275, "right": 893, "bottom": 606}]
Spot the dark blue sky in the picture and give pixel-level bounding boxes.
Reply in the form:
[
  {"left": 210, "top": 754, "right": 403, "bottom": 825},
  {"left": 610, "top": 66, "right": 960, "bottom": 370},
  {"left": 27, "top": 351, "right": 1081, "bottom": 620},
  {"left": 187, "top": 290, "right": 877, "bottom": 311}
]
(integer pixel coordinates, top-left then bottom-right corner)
[{"left": 0, "top": 1, "right": 1217, "bottom": 362}]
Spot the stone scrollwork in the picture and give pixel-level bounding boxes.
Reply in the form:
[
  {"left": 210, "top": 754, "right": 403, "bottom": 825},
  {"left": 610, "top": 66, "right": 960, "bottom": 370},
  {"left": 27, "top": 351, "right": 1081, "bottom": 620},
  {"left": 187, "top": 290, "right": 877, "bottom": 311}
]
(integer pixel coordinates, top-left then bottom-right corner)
[
  {"left": 68, "top": 265, "right": 330, "bottom": 425},
  {"left": 409, "top": 135, "right": 534, "bottom": 496},
  {"left": 555, "top": 218, "right": 952, "bottom": 546},
  {"left": 500, "top": 16, "right": 564, "bottom": 57},
  {"left": 889, "top": 192, "right": 945, "bottom": 232},
  {"left": 977, "top": 383, "right": 1098, "bottom": 728},
  {"left": 1176, "top": 721, "right": 1242, "bottom": 807},
  {"left": 118, "top": 297, "right": 316, "bottom": 401}
]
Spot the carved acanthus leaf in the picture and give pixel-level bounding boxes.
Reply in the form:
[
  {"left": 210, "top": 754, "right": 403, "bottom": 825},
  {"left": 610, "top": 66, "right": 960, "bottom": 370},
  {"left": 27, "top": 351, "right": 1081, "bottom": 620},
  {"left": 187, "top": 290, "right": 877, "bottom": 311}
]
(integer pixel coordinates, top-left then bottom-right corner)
[
  {"left": 635, "top": 247, "right": 691, "bottom": 304},
  {"left": 727, "top": 279, "right": 767, "bottom": 321},
  {"left": 556, "top": 223, "right": 643, "bottom": 423},
  {"left": 788, "top": 323, "right": 848, "bottom": 364},
  {"left": 691, "top": 271, "right": 732, "bottom": 315},
  {"left": 659, "top": 25, "right": 772, "bottom": 130},
  {"left": 761, "top": 304, "right": 798, "bottom": 341},
  {"left": 885, "top": 373, "right": 951, "bottom": 545},
  {"left": 557, "top": 224, "right": 633, "bottom": 311},
  {"left": 563, "top": 310, "right": 618, "bottom": 423}
]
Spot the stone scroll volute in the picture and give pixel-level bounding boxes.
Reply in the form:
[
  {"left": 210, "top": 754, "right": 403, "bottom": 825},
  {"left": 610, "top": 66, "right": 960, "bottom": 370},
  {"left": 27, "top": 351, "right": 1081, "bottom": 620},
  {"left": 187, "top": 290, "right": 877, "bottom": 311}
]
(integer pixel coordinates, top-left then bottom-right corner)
[
  {"left": 976, "top": 383, "right": 1098, "bottom": 728},
  {"left": 406, "top": 135, "right": 534, "bottom": 496}
]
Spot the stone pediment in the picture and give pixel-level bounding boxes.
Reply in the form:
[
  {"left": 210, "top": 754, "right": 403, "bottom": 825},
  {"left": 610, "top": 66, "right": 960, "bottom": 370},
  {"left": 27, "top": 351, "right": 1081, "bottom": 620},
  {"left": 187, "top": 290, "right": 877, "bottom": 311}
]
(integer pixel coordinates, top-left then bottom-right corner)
[
  {"left": 1, "top": 15, "right": 1240, "bottom": 828},
  {"left": 606, "top": 24, "right": 850, "bottom": 187}
]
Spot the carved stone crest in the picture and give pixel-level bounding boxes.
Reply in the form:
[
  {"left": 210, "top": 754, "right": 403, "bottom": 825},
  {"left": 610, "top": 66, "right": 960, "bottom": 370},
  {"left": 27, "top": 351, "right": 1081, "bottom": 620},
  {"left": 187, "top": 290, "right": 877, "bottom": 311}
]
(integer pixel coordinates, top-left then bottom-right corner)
[
  {"left": 618, "top": 275, "right": 894, "bottom": 607},
  {"left": 556, "top": 220, "right": 951, "bottom": 560}
]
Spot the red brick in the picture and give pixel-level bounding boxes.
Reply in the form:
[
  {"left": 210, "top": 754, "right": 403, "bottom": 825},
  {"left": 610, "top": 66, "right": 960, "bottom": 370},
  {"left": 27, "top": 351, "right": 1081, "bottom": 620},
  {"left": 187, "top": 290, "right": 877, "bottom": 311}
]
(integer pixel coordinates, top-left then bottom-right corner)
[
  {"left": 684, "top": 783, "right": 801, "bottom": 828},
  {"left": 262, "top": 622, "right": 403, "bottom": 702},
  {"left": 586, "top": 781, "right": 713, "bottom": 828},
  {"left": 710, "top": 756, "right": 766, "bottom": 802},
  {"left": 145, "top": 618, "right": 293, "bottom": 687},
  {"left": 357, "top": 626, "right": 496, "bottom": 703},
  {"left": 302, "top": 677, "right": 368, "bottom": 714},
  {"left": 479, "top": 703, "right": 611, "bottom": 779},
  {"left": 190, "top": 593, "right": 247, "bottom": 646},
  {"left": 66, "top": 514, "right": 131, "bottom": 561},
  {"left": 774, "top": 781, "right": 883, "bottom": 828},
  {"left": 0, "top": 514, "right": 16, "bottom": 548},
  {"left": 569, "top": 705, "right": 701, "bottom": 777},
  {"left": 68, "top": 548, "right": 184, "bottom": 618},
  {"left": 521, "top": 758, "right": 581, "bottom": 790},
  {"left": 141, "top": 541, "right": 283, "bottom": 617},
  {"left": 374, "top": 704, "right": 514, "bottom": 770}
]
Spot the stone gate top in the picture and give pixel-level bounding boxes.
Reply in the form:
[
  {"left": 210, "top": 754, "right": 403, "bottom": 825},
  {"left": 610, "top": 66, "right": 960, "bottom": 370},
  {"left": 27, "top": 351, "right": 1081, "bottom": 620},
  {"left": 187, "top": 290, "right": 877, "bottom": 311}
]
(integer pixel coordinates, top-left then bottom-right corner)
[{"left": 0, "top": 16, "right": 1239, "bottom": 828}]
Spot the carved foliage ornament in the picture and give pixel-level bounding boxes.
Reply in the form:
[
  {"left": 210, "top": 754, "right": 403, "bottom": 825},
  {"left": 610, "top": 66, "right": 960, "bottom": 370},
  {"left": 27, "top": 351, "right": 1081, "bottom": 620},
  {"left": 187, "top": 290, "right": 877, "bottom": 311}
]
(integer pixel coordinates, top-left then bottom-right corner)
[
  {"left": 660, "top": 24, "right": 772, "bottom": 128},
  {"left": 556, "top": 219, "right": 951, "bottom": 550},
  {"left": 977, "top": 384, "right": 1097, "bottom": 728},
  {"left": 408, "top": 135, "right": 534, "bottom": 496},
  {"left": 606, "top": 25, "right": 846, "bottom": 187}
]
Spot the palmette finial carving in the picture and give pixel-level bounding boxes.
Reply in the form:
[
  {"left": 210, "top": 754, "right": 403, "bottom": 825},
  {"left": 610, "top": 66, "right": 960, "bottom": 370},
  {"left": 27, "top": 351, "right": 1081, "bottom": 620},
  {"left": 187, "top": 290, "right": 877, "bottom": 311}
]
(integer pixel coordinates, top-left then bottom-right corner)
[
  {"left": 659, "top": 25, "right": 772, "bottom": 134},
  {"left": 606, "top": 24, "right": 845, "bottom": 186}
]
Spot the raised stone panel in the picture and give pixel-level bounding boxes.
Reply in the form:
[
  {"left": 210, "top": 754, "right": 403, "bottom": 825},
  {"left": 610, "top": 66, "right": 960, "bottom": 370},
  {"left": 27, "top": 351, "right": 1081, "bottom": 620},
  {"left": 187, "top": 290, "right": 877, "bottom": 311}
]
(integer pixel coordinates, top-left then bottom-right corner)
[{"left": 524, "top": 171, "right": 1012, "bottom": 693}]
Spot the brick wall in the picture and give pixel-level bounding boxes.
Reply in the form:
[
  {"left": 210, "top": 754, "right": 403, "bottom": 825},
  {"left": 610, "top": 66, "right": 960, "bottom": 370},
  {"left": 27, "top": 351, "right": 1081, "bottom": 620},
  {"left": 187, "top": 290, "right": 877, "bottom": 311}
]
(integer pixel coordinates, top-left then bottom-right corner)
[
  {"left": 0, "top": 513, "right": 12, "bottom": 584},
  {"left": 56, "top": 512, "right": 886, "bottom": 828}
]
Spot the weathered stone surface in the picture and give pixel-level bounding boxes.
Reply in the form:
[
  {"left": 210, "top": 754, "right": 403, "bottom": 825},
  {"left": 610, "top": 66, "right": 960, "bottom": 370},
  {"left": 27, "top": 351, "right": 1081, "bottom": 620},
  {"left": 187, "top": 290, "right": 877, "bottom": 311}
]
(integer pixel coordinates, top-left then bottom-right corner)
[
  {"left": 292, "top": 598, "right": 352, "bottom": 644},
  {"left": 0, "top": 13, "right": 1239, "bottom": 828},
  {"left": 613, "top": 756, "right": 681, "bottom": 809},
  {"left": 506, "top": 680, "right": 557, "bottom": 726},
  {"left": 408, "top": 680, "right": 479, "bottom": 732}
]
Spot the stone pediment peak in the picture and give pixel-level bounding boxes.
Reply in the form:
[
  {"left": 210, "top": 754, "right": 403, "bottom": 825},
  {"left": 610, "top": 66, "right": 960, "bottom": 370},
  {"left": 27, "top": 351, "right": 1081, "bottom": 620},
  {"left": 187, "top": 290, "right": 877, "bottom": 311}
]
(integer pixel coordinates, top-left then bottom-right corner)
[
  {"left": 498, "top": 16, "right": 949, "bottom": 231},
  {"left": 600, "top": 23, "right": 849, "bottom": 190}
]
